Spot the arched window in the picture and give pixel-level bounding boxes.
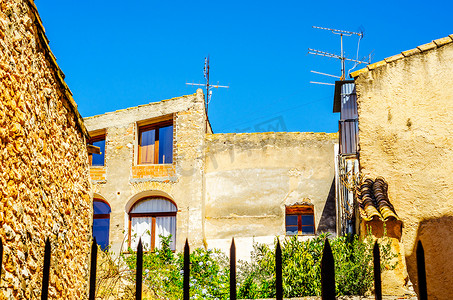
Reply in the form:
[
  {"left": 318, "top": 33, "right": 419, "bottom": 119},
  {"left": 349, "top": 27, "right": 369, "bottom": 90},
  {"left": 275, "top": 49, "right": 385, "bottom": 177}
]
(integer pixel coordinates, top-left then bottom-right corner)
[
  {"left": 93, "top": 199, "right": 111, "bottom": 250},
  {"left": 128, "top": 197, "right": 177, "bottom": 251}
]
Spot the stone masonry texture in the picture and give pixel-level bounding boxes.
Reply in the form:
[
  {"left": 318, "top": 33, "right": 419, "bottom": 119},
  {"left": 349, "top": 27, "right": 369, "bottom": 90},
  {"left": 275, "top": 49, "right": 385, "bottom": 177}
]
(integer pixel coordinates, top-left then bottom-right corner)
[{"left": 0, "top": 1, "right": 92, "bottom": 299}]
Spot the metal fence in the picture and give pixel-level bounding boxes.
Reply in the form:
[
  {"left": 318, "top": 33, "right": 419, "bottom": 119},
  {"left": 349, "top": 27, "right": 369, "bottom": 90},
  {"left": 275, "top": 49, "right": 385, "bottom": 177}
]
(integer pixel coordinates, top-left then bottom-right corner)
[{"left": 0, "top": 237, "right": 428, "bottom": 300}]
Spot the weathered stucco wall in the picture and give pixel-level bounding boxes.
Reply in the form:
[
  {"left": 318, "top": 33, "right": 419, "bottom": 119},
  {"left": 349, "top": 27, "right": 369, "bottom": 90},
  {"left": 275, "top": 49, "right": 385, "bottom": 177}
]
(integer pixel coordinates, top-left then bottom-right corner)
[
  {"left": 204, "top": 132, "right": 337, "bottom": 257},
  {"left": 354, "top": 41, "right": 453, "bottom": 299},
  {"left": 0, "top": 1, "right": 92, "bottom": 298},
  {"left": 84, "top": 89, "right": 208, "bottom": 253}
]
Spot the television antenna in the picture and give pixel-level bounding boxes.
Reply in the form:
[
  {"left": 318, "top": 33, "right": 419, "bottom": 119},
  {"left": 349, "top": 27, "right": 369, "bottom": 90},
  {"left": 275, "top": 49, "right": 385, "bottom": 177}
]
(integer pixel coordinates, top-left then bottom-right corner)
[
  {"left": 186, "top": 56, "right": 229, "bottom": 114},
  {"left": 308, "top": 26, "right": 371, "bottom": 84}
]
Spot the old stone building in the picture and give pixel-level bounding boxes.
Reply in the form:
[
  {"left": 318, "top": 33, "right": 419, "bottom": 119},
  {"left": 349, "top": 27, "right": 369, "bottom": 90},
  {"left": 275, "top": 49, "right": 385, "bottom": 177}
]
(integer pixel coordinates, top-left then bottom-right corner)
[
  {"left": 342, "top": 34, "right": 453, "bottom": 299},
  {"left": 0, "top": 0, "right": 92, "bottom": 299},
  {"left": 84, "top": 88, "right": 338, "bottom": 258}
]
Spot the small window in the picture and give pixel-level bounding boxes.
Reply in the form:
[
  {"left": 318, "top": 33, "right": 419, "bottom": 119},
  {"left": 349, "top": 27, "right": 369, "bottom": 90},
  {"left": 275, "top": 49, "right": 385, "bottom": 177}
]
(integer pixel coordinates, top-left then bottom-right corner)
[
  {"left": 128, "top": 197, "right": 177, "bottom": 251},
  {"left": 88, "top": 135, "right": 106, "bottom": 166},
  {"left": 285, "top": 205, "right": 315, "bottom": 236},
  {"left": 138, "top": 120, "right": 173, "bottom": 164},
  {"left": 93, "top": 199, "right": 111, "bottom": 250}
]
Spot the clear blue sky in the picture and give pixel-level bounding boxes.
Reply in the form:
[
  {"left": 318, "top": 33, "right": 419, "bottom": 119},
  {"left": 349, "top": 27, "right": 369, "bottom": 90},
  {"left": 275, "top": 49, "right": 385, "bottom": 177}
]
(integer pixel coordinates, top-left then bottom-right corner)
[{"left": 35, "top": 0, "right": 452, "bottom": 134}]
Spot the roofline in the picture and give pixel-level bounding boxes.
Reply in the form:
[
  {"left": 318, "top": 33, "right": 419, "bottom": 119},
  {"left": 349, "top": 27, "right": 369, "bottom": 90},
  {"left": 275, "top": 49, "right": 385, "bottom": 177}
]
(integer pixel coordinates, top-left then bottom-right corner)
[
  {"left": 27, "top": 0, "right": 89, "bottom": 138},
  {"left": 83, "top": 92, "right": 198, "bottom": 120},
  {"left": 350, "top": 34, "right": 453, "bottom": 78}
]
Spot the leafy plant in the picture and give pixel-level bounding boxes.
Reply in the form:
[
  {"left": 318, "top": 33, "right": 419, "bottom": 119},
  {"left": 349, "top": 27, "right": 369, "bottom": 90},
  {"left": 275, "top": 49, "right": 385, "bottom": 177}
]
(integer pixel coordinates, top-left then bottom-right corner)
[{"left": 237, "top": 233, "right": 397, "bottom": 298}]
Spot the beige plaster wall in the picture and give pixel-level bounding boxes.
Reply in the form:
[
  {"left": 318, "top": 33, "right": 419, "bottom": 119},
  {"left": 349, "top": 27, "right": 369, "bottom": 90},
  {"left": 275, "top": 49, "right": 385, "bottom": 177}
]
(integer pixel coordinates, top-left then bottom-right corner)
[
  {"left": 355, "top": 42, "right": 453, "bottom": 299},
  {"left": 0, "top": 1, "right": 92, "bottom": 298},
  {"left": 204, "top": 132, "right": 338, "bottom": 256},
  {"left": 84, "top": 89, "right": 208, "bottom": 253}
]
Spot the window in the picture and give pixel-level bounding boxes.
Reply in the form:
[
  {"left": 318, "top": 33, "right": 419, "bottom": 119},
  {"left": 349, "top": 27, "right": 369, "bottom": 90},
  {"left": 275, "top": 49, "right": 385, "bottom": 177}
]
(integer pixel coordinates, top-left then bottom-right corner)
[
  {"left": 138, "top": 120, "right": 173, "bottom": 165},
  {"left": 285, "top": 205, "right": 315, "bottom": 236},
  {"left": 128, "top": 197, "right": 177, "bottom": 251},
  {"left": 88, "top": 135, "right": 106, "bottom": 166},
  {"left": 93, "top": 199, "right": 111, "bottom": 250}
]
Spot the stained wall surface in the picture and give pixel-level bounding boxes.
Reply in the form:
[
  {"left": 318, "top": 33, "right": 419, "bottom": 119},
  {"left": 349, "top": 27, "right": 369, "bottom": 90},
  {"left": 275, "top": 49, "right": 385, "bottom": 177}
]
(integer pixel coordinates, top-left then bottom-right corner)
[
  {"left": 84, "top": 90, "right": 208, "bottom": 254},
  {"left": 0, "top": 1, "right": 92, "bottom": 298},
  {"left": 354, "top": 40, "right": 453, "bottom": 299},
  {"left": 204, "top": 132, "right": 338, "bottom": 258}
]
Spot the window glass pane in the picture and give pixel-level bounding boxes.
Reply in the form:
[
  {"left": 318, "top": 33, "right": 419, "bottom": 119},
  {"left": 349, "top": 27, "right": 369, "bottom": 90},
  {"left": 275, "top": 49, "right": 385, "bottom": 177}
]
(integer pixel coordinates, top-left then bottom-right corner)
[
  {"left": 158, "top": 125, "right": 173, "bottom": 164},
  {"left": 93, "top": 200, "right": 111, "bottom": 214},
  {"left": 286, "top": 226, "right": 298, "bottom": 235},
  {"left": 130, "top": 198, "right": 177, "bottom": 213},
  {"left": 91, "top": 139, "right": 105, "bottom": 166},
  {"left": 156, "top": 216, "right": 176, "bottom": 250},
  {"left": 131, "top": 217, "right": 152, "bottom": 251},
  {"left": 93, "top": 218, "right": 110, "bottom": 250},
  {"left": 140, "top": 129, "right": 155, "bottom": 164},
  {"left": 301, "top": 226, "right": 315, "bottom": 235},
  {"left": 301, "top": 215, "right": 314, "bottom": 226},
  {"left": 286, "top": 215, "right": 298, "bottom": 226}
]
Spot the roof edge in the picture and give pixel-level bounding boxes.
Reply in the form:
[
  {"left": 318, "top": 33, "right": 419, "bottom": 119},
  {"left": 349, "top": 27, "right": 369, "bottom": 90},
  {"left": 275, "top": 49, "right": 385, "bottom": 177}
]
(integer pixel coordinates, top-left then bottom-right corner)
[
  {"left": 27, "top": 0, "right": 89, "bottom": 138},
  {"left": 350, "top": 34, "right": 453, "bottom": 78}
]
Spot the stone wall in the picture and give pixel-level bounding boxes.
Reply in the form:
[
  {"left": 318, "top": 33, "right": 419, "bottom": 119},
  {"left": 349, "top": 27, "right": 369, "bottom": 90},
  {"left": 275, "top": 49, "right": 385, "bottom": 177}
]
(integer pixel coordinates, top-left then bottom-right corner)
[
  {"left": 0, "top": 0, "right": 92, "bottom": 299},
  {"left": 84, "top": 89, "right": 208, "bottom": 254},
  {"left": 204, "top": 132, "right": 337, "bottom": 259},
  {"left": 354, "top": 40, "right": 453, "bottom": 299}
]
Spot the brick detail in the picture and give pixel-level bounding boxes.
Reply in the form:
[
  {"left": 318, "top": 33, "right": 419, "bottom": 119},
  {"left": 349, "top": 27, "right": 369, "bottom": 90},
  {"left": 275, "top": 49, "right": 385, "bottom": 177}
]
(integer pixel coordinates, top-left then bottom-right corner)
[
  {"left": 132, "top": 164, "right": 176, "bottom": 178},
  {"left": 90, "top": 167, "right": 106, "bottom": 181}
]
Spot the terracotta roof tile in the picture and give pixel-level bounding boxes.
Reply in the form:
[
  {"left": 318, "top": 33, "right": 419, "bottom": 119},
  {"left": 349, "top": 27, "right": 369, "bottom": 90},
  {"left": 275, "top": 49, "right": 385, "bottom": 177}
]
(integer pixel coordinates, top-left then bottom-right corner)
[
  {"left": 358, "top": 177, "right": 399, "bottom": 221},
  {"left": 350, "top": 34, "right": 453, "bottom": 78}
]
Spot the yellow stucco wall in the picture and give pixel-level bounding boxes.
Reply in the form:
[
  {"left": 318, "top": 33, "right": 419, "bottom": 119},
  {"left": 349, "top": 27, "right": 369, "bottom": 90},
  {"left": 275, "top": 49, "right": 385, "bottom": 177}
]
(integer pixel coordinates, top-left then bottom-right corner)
[{"left": 355, "top": 42, "right": 453, "bottom": 299}]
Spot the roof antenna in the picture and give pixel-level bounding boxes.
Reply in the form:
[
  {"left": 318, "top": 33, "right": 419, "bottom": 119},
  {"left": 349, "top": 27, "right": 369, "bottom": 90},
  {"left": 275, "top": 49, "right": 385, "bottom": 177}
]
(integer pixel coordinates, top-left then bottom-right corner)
[
  {"left": 308, "top": 26, "right": 371, "bottom": 84},
  {"left": 186, "top": 56, "right": 229, "bottom": 114}
]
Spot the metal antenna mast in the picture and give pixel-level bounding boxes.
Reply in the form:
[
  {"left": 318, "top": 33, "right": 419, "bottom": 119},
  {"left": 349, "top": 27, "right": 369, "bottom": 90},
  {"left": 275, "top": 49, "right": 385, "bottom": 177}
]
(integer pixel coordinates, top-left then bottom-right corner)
[
  {"left": 308, "top": 26, "right": 370, "bottom": 81},
  {"left": 186, "top": 56, "right": 229, "bottom": 114}
]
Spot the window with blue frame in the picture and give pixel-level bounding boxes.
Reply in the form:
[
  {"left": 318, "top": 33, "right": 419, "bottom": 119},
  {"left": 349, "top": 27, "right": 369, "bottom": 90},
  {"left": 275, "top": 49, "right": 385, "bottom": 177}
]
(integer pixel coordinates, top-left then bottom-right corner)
[
  {"left": 93, "top": 199, "right": 111, "bottom": 250},
  {"left": 285, "top": 204, "right": 315, "bottom": 236},
  {"left": 89, "top": 134, "right": 106, "bottom": 166}
]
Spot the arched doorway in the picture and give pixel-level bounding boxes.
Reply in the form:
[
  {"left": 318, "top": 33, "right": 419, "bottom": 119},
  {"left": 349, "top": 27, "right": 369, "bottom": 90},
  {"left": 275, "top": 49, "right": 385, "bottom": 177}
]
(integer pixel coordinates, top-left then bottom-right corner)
[
  {"left": 128, "top": 197, "right": 177, "bottom": 251},
  {"left": 93, "top": 198, "right": 111, "bottom": 250}
]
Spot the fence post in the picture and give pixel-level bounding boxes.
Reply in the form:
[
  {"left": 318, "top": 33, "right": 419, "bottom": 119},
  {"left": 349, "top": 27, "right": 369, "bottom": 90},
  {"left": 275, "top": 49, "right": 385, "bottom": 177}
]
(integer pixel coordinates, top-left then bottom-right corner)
[
  {"left": 321, "top": 238, "right": 335, "bottom": 300},
  {"left": 416, "top": 240, "right": 427, "bottom": 300},
  {"left": 230, "top": 238, "right": 236, "bottom": 300},
  {"left": 275, "top": 239, "right": 283, "bottom": 300},
  {"left": 183, "top": 239, "right": 190, "bottom": 300},
  {"left": 41, "top": 237, "right": 51, "bottom": 300},
  {"left": 89, "top": 237, "right": 98, "bottom": 300},
  {"left": 136, "top": 238, "right": 143, "bottom": 300},
  {"left": 373, "top": 241, "right": 382, "bottom": 300}
]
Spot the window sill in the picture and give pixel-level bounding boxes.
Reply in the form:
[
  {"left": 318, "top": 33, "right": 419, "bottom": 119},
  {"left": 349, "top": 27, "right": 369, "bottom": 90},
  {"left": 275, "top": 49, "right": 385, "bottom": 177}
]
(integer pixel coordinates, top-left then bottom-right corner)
[{"left": 135, "top": 163, "right": 174, "bottom": 167}]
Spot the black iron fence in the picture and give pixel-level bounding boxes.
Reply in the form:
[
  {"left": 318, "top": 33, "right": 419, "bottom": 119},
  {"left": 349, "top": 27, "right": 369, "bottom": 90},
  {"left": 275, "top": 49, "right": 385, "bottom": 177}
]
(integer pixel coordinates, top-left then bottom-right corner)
[{"left": 0, "top": 237, "right": 428, "bottom": 300}]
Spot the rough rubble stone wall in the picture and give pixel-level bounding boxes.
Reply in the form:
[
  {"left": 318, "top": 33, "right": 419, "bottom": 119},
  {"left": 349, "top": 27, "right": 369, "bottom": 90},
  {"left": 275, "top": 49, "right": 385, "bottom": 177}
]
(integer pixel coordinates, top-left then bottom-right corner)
[
  {"left": 0, "top": 1, "right": 92, "bottom": 299},
  {"left": 355, "top": 42, "right": 453, "bottom": 299}
]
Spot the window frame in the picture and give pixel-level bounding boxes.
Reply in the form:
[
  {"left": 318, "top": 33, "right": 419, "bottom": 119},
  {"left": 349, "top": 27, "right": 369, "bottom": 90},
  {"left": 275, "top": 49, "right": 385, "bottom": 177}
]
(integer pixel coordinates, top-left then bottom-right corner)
[
  {"left": 88, "top": 133, "right": 106, "bottom": 167},
  {"left": 92, "top": 198, "right": 111, "bottom": 250},
  {"left": 128, "top": 197, "right": 177, "bottom": 251},
  {"left": 285, "top": 205, "right": 315, "bottom": 236},
  {"left": 137, "top": 119, "right": 174, "bottom": 165}
]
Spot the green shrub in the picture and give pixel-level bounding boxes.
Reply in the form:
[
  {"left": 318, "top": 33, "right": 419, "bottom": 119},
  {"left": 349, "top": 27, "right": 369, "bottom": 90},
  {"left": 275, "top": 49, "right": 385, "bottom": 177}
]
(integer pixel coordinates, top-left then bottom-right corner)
[
  {"left": 122, "top": 235, "right": 230, "bottom": 299},
  {"left": 237, "top": 233, "right": 397, "bottom": 298},
  {"left": 118, "top": 233, "right": 396, "bottom": 299}
]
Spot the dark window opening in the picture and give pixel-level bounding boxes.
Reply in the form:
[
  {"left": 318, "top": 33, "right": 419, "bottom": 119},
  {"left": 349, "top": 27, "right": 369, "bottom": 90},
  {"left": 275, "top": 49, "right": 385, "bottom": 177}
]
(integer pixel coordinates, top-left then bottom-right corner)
[
  {"left": 88, "top": 135, "right": 106, "bottom": 166},
  {"left": 93, "top": 199, "right": 111, "bottom": 250}
]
